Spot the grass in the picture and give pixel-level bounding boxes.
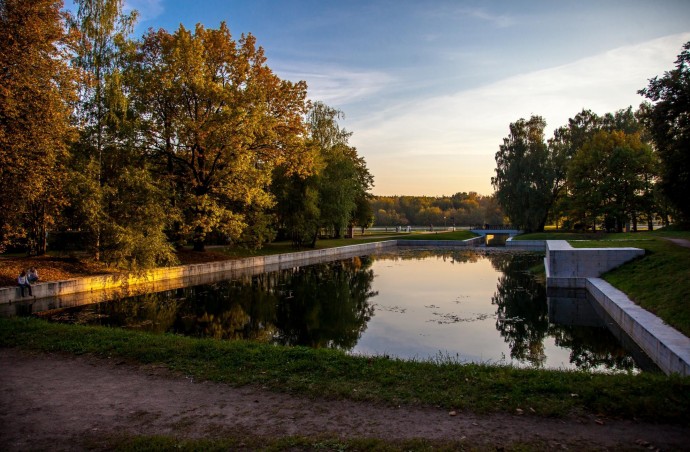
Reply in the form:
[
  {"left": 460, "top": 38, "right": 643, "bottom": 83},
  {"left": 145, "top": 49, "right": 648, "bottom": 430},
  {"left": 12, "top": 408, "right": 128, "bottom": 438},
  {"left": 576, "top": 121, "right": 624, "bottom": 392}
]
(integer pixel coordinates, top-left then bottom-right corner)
[
  {"left": 2, "top": 316, "right": 689, "bottom": 425},
  {"left": 518, "top": 229, "right": 690, "bottom": 337}
]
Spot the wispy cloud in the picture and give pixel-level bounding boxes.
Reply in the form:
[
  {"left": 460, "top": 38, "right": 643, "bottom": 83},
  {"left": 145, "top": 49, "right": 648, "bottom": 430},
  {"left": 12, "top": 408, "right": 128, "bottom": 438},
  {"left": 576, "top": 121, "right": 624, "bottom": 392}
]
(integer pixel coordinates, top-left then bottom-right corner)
[
  {"left": 461, "top": 8, "right": 516, "bottom": 28},
  {"left": 276, "top": 64, "right": 395, "bottom": 107},
  {"left": 349, "top": 33, "right": 690, "bottom": 195}
]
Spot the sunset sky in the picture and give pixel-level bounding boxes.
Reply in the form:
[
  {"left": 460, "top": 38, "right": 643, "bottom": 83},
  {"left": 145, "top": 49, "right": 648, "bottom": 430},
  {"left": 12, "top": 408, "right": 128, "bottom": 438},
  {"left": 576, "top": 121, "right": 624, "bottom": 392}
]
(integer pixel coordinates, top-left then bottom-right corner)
[{"left": 68, "top": 0, "right": 690, "bottom": 196}]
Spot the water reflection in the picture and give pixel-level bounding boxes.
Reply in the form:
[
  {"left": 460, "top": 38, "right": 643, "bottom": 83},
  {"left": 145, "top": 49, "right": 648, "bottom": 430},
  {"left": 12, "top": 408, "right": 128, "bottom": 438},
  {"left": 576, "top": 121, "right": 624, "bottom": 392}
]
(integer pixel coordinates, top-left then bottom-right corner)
[
  {"left": 42, "top": 257, "right": 377, "bottom": 350},
  {"left": 35, "top": 249, "right": 654, "bottom": 372}
]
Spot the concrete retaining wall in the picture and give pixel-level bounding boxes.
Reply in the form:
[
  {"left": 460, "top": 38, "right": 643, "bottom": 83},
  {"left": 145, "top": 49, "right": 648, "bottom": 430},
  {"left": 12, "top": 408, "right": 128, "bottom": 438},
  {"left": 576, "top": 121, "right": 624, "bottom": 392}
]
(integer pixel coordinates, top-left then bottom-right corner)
[
  {"left": 505, "top": 238, "right": 545, "bottom": 251},
  {"left": 0, "top": 241, "right": 398, "bottom": 304},
  {"left": 544, "top": 240, "right": 689, "bottom": 375},
  {"left": 1, "top": 237, "right": 484, "bottom": 305},
  {"left": 586, "top": 278, "right": 690, "bottom": 376},
  {"left": 546, "top": 240, "right": 644, "bottom": 279}
]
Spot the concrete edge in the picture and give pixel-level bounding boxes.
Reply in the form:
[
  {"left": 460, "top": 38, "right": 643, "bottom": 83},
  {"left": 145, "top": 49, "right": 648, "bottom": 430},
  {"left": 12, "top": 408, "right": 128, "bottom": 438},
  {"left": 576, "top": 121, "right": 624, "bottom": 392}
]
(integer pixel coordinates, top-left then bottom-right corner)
[
  {"left": 1, "top": 237, "right": 484, "bottom": 304},
  {"left": 506, "top": 237, "right": 546, "bottom": 251},
  {"left": 585, "top": 278, "right": 690, "bottom": 376}
]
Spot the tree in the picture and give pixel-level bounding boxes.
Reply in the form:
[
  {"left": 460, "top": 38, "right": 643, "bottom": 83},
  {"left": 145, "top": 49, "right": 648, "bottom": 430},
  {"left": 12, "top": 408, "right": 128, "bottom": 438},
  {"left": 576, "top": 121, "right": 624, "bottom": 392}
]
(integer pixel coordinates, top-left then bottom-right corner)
[
  {"left": 132, "top": 24, "right": 311, "bottom": 251},
  {"left": 307, "top": 102, "right": 373, "bottom": 239},
  {"left": 639, "top": 41, "right": 690, "bottom": 223},
  {"left": 70, "top": 0, "right": 137, "bottom": 260},
  {"left": 0, "top": 0, "right": 77, "bottom": 254},
  {"left": 566, "top": 130, "right": 656, "bottom": 232},
  {"left": 492, "top": 116, "right": 559, "bottom": 232}
]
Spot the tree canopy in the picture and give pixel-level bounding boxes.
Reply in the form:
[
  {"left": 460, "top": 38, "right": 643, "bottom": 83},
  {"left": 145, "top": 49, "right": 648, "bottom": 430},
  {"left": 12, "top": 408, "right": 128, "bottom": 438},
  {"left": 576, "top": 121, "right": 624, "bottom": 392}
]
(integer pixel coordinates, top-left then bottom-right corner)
[
  {"left": 639, "top": 41, "right": 690, "bottom": 223},
  {"left": 0, "top": 0, "right": 77, "bottom": 254},
  {"left": 1, "top": 1, "right": 375, "bottom": 264}
]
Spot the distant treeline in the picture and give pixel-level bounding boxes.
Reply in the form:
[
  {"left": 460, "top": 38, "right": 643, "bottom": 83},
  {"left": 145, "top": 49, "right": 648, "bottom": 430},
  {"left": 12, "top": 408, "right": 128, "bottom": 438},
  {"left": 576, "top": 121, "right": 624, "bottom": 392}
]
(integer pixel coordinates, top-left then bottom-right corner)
[{"left": 370, "top": 193, "right": 505, "bottom": 227}]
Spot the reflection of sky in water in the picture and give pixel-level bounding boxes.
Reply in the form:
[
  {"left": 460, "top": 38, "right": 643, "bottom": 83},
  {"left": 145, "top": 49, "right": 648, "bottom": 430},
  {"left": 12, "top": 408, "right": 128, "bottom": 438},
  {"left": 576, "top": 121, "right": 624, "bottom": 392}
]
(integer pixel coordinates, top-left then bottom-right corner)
[{"left": 352, "top": 253, "right": 571, "bottom": 368}]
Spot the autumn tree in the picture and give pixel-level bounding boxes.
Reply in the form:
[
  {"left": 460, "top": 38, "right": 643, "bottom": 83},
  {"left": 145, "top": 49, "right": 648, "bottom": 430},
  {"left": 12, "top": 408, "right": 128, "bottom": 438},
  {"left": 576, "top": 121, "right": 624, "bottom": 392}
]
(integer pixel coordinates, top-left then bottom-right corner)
[
  {"left": 639, "top": 41, "right": 690, "bottom": 223},
  {"left": 131, "top": 23, "right": 311, "bottom": 251},
  {"left": 0, "top": 0, "right": 77, "bottom": 254},
  {"left": 492, "top": 116, "right": 560, "bottom": 232}
]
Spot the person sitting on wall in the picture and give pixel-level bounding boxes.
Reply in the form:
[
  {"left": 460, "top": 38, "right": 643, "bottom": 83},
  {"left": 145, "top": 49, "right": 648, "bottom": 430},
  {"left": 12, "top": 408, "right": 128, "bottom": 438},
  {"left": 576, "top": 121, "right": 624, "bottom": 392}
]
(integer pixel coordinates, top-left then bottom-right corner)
[
  {"left": 18, "top": 270, "right": 33, "bottom": 297},
  {"left": 27, "top": 267, "right": 39, "bottom": 283}
]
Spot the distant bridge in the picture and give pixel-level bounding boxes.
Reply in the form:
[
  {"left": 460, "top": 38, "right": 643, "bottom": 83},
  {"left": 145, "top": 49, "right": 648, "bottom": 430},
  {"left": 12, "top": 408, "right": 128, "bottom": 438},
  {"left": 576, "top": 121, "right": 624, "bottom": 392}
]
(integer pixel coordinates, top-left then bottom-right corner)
[{"left": 470, "top": 225, "right": 522, "bottom": 237}]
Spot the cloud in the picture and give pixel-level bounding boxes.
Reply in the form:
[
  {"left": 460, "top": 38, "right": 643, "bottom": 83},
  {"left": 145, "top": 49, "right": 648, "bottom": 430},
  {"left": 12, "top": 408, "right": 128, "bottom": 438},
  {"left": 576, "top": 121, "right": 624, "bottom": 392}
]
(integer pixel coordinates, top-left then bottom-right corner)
[
  {"left": 275, "top": 64, "right": 395, "bottom": 107},
  {"left": 352, "top": 32, "right": 690, "bottom": 155},
  {"left": 461, "top": 8, "right": 516, "bottom": 28},
  {"left": 348, "top": 32, "right": 690, "bottom": 195}
]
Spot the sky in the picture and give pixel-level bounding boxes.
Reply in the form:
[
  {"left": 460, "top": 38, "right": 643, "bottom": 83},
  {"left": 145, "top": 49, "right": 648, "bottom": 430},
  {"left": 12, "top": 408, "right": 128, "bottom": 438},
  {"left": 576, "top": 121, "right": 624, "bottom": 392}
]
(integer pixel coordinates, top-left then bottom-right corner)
[{"left": 68, "top": 0, "right": 690, "bottom": 196}]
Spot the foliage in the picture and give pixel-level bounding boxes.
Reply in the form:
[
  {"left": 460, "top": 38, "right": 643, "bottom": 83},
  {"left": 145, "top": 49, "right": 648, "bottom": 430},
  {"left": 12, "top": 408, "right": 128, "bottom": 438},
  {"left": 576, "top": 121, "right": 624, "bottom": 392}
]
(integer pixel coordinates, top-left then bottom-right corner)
[
  {"left": 130, "top": 24, "right": 312, "bottom": 251},
  {"left": 492, "top": 116, "right": 560, "bottom": 232},
  {"left": 371, "top": 193, "right": 503, "bottom": 227},
  {"left": 273, "top": 102, "right": 373, "bottom": 246},
  {"left": 0, "top": 0, "right": 77, "bottom": 254},
  {"left": 639, "top": 41, "right": 690, "bottom": 223},
  {"left": 494, "top": 105, "right": 672, "bottom": 232},
  {"left": 566, "top": 130, "right": 657, "bottom": 232}
]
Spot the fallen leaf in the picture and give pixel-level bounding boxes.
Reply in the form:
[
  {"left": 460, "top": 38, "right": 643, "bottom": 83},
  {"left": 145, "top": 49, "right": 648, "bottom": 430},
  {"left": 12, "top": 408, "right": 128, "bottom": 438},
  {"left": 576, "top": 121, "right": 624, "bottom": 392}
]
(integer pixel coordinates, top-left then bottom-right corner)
[
  {"left": 515, "top": 408, "right": 524, "bottom": 415},
  {"left": 449, "top": 410, "right": 457, "bottom": 416}
]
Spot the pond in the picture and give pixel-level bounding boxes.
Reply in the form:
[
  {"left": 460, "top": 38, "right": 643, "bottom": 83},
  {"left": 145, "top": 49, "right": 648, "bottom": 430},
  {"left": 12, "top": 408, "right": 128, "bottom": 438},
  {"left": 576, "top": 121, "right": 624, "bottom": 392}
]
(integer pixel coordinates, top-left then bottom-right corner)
[{"left": 35, "top": 248, "right": 655, "bottom": 373}]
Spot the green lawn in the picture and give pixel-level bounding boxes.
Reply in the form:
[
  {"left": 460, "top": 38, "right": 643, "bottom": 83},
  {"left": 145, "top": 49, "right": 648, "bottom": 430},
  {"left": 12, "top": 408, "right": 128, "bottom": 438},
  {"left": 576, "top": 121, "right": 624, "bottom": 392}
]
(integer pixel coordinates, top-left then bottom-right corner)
[{"left": 518, "top": 230, "right": 690, "bottom": 337}]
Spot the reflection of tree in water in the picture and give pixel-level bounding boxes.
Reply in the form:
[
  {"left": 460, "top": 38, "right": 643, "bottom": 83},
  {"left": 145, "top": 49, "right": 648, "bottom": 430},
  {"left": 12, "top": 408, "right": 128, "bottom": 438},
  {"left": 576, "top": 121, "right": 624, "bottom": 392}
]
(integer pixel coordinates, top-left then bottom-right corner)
[
  {"left": 43, "top": 256, "right": 377, "bottom": 352},
  {"left": 550, "top": 325, "right": 637, "bottom": 372},
  {"left": 487, "top": 252, "right": 549, "bottom": 367},
  {"left": 275, "top": 256, "right": 377, "bottom": 349},
  {"left": 377, "top": 248, "right": 482, "bottom": 265},
  {"left": 488, "top": 252, "right": 639, "bottom": 372}
]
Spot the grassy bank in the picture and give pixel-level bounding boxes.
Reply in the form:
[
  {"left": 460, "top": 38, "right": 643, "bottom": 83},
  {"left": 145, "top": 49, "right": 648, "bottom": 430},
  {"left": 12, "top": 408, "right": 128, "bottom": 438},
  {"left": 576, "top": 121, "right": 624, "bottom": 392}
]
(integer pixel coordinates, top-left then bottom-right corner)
[
  {"left": 517, "top": 230, "right": 690, "bottom": 337},
  {"left": 2, "top": 317, "right": 689, "bottom": 425}
]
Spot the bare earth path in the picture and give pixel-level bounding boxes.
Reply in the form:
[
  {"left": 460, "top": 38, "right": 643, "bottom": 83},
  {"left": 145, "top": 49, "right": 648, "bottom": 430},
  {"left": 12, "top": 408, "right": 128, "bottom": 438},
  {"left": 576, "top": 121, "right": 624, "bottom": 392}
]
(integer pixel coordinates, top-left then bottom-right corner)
[{"left": 1, "top": 349, "right": 687, "bottom": 450}]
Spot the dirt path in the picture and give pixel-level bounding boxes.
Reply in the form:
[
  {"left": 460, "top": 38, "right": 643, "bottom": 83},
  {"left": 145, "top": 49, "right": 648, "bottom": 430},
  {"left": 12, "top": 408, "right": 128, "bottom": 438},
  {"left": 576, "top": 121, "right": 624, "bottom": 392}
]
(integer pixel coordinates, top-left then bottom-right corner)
[
  {"left": 664, "top": 237, "right": 690, "bottom": 249},
  {"left": 1, "top": 349, "right": 687, "bottom": 450}
]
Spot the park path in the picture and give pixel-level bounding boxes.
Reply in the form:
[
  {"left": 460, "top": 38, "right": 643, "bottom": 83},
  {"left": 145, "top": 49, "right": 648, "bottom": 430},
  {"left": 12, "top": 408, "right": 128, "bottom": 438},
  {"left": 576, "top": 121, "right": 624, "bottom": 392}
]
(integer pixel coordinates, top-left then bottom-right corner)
[
  {"left": 664, "top": 237, "right": 690, "bottom": 248},
  {"left": 1, "top": 348, "right": 688, "bottom": 451}
]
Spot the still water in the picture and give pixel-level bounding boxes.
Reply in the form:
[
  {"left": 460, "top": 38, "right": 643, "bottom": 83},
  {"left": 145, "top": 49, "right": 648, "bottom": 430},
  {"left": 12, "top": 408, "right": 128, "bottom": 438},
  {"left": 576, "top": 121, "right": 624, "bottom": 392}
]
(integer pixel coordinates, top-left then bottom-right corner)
[{"left": 37, "top": 249, "right": 650, "bottom": 372}]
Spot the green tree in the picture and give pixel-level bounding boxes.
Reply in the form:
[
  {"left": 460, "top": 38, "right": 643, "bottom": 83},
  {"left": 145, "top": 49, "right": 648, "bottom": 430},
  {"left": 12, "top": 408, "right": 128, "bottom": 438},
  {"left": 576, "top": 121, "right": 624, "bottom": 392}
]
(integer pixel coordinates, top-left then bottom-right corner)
[
  {"left": 567, "top": 131, "right": 656, "bottom": 232},
  {"left": 492, "top": 116, "right": 559, "bottom": 232},
  {"left": 70, "top": 0, "right": 137, "bottom": 260},
  {"left": 639, "top": 41, "right": 690, "bottom": 223},
  {"left": 301, "top": 102, "right": 373, "bottom": 242},
  {"left": 132, "top": 24, "right": 311, "bottom": 251},
  {"left": 0, "top": 0, "right": 77, "bottom": 254}
]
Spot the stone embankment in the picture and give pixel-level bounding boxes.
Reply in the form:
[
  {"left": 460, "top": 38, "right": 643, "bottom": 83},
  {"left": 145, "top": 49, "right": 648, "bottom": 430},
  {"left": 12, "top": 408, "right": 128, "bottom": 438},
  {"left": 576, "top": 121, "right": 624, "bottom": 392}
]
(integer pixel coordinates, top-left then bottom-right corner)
[{"left": 544, "top": 240, "right": 690, "bottom": 376}]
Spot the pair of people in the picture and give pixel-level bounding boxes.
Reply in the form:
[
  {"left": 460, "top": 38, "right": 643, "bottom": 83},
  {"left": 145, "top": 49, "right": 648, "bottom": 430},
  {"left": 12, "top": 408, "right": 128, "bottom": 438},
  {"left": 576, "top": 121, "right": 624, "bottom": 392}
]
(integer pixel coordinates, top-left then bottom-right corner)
[{"left": 17, "top": 267, "right": 38, "bottom": 297}]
